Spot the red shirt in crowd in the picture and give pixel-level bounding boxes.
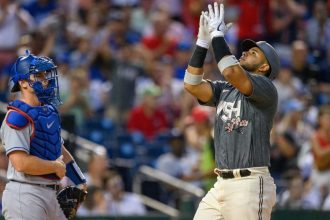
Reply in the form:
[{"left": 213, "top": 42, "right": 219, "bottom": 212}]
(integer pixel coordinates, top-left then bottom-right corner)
[
  {"left": 227, "top": 0, "right": 272, "bottom": 40},
  {"left": 127, "top": 106, "right": 169, "bottom": 140},
  {"left": 142, "top": 36, "right": 177, "bottom": 57}
]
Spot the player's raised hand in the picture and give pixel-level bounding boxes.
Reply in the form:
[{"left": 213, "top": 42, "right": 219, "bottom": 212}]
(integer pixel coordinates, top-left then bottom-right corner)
[
  {"left": 203, "top": 2, "right": 232, "bottom": 39},
  {"left": 196, "top": 11, "right": 210, "bottom": 48},
  {"left": 54, "top": 155, "right": 66, "bottom": 179}
]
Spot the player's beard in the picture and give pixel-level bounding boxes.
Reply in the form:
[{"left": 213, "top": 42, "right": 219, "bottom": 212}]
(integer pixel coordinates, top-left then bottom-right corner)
[{"left": 240, "top": 62, "right": 260, "bottom": 73}]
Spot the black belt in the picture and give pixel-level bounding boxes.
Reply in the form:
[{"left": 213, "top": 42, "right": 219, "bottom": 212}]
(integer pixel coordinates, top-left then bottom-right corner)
[
  {"left": 215, "top": 169, "right": 251, "bottom": 179},
  {"left": 10, "top": 180, "right": 61, "bottom": 191}
]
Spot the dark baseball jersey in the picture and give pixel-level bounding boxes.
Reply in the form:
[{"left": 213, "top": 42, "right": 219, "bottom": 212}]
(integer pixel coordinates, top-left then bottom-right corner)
[{"left": 201, "top": 73, "right": 278, "bottom": 169}]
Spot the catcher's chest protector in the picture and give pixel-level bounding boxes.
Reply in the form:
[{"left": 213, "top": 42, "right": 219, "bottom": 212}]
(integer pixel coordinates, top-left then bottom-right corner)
[{"left": 8, "top": 100, "right": 62, "bottom": 164}]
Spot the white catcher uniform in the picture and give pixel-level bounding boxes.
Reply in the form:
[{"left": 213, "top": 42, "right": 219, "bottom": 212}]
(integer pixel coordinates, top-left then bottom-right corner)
[{"left": 1, "top": 110, "right": 66, "bottom": 220}]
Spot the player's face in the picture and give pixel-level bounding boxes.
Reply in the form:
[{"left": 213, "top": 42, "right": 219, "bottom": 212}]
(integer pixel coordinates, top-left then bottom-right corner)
[
  {"left": 239, "top": 47, "right": 269, "bottom": 74},
  {"left": 29, "top": 71, "right": 51, "bottom": 88}
]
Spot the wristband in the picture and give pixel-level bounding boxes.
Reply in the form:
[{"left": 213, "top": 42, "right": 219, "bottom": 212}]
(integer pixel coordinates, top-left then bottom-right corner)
[
  {"left": 66, "top": 160, "right": 86, "bottom": 185},
  {"left": 211, "top": 37, "right": 231, "bottom": 63},
  {"left": 218, "top": 55, "right": 239, "bottom": 73},
  {"left": 184, "top": 70, "right": 204, "bottom": 85},
  {"left": 188, "top": 45, "right": 208, "bottom": 68}
]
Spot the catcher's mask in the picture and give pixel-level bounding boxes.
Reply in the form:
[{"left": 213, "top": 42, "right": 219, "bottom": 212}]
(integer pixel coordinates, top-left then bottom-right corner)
[{"left": 10, "top": 50, "right": 61, "bottom": 106}]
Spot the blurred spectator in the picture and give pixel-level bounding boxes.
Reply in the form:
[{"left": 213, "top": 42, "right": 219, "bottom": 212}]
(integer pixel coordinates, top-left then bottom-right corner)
[
  {"left": 273, "top": 61, "right": 304, "bottom": 114},
  {"left": 149, "top": 59, "right": 182, "bottom": 126},
  {"left": 270, "top": 0, "right": 306, "bottom": 44},
  {"left": 291, "top": 40, "right": 319, "bottom": 85},
  {"left": 153, "top": 0, "right": 182, "bottom": 19},
  {"left": 140, "top": 10, "right": 177, "bottom": 60},
  {"left": 59, "top": 67, "right": 92, "bottom": 129},
  {"left": 103, "top": 9, "right": 140, "bottom": 53},
  {"left": 185, "top": 106, "right": 213, "bottom": 151},
  {"left": 83, "top": 152, "right": 111, "bottom": 188},
  {"left": 68, "top": 35, "right": 94, "bottom": 69},
  {"left": 156, "top": 129, "right": 198, "bottom": 179},
  {"left": 183, "top": 106, "right": 216, "bottom": 190},
  {"left": 77, "top": 185, "right": 108, "bottom": 216},
  {"left": 155, "top": 128, "right": 200, "bottom": 208},
  {"left": 270, "top": 131, "right": 299, "bottom": 180},
  {"left": 302, "top": 0, "right": 330, "bottom": 101},
  {"left": 130, "top": 0, "right": 153, "bottom": 35},
  {"left": 127, "top": 83, "right": 169, "bottom": 140},
  {"left": 0, "top": 0, "right": 34, "bottom": 69},
  {"left": 304, "top": 0, "right": 330, "bottom": 53},
  {"left": 276, "top": 98, "right": 314, "bottom": 148},
  {"left": 185, "top": 106, "right": 216, "bottom": 191},
  {"left": 182, "top": 0, "right": 205, "bottom": 36},
  {"left": 310, "top": 105, "right": 330, "bottom": 195},
  {"left": 105, "top": 173, "right": 146, "bottom": 215},
  {"left": 57, "top": 55, "right": 71, "bottom": 100},
  {"left": 173, "top": 42, "right": 191, "bottom": 80},
  {"left": 22, "top": 0, "right": 57, "bottom": 26},
  {"left": 106, "top": 44, "right": 146, "bottom": 125},
  {"left": 278, "top": 170, "right": 321, "bottom": 209},
  {"left": 88, "top": 53, "right": 112, "bottom": 117}
]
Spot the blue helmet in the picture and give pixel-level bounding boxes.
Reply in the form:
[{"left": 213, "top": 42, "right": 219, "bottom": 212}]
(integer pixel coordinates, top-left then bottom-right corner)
[{"left": 10, "top": 50, "right": 62, "bottom": 106}]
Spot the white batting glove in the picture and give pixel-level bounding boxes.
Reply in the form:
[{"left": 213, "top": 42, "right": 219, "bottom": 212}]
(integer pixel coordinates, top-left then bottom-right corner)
[
  {"left": 203, "top": 2, "right": 232, "bottom": 39},
  {"left": 196, "top": 11, "right": 210, "bottom": 49}
]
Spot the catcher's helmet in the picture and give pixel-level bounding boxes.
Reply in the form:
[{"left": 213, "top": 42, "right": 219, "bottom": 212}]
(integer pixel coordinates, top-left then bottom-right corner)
[
  {"left": 241, "top": 39, "right": 280, "bottom": 80},
  {"left": 10, "top": 50, "right": 61, "bottom": 105}
]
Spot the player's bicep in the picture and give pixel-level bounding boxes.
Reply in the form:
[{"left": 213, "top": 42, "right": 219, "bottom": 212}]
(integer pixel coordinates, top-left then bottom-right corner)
[
  {"left": 8, "top": 151, "right": 29, "bottom": 172},
  {"left": 246, "top": 74, "right": 277, "bottom": 106},
  {"left": 2, "top": 125, "right": 30, "bottom": 156},
  {"left": 184, "top": 80, "right": 213, "bottom": 103}
]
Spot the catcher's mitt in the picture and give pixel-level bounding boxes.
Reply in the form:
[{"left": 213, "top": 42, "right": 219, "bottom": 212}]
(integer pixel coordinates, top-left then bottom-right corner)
[{"left": 57, "top": 186, "right": 87, "bottom": 219}]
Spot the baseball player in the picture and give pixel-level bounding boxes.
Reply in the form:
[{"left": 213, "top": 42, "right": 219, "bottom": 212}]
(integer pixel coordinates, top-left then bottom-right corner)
[
  {"left": 184, "top": 2, "right": 279, "bottom": 220},
  {"left": 0, "top": 51, "right": 87, "bottom": 220}
]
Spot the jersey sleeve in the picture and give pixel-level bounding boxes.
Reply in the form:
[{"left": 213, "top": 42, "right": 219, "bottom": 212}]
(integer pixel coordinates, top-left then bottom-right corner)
[
  {"left": 246, "top": 74, "right": 278, "bottom": 107},
  {"left": 0, "top": 114, "right": 31, "bottom": 156},
  {"left": 198, "top": 80, "right": 227, "bottom": 107}
]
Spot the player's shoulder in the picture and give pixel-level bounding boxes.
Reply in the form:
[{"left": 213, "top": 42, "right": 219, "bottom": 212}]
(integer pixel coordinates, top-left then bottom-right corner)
[
  {"left": 249, "top": 73, "right": 276, "bottom": 87},
  {"left": 5, "top": 110, "right": 30, "bottom": 130}
]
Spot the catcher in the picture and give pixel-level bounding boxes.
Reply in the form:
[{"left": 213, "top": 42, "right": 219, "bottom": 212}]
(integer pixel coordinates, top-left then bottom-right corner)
[{"left": 0, "top": 51, "right": 87, "bottom": 220}]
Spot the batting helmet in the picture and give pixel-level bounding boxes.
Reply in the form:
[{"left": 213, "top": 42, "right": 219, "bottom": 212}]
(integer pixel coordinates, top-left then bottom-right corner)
[
  {"left": 241, "top": 39, "right": 280, "bottom": 80},
  {"left": 10, "top": 50, "right": 61, "bottom": 105}
]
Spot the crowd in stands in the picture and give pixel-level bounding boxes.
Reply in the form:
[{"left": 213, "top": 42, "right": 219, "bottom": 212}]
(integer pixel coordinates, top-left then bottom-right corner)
[{"left": 0, "top": 0, "right": 330, "bottom": 216}]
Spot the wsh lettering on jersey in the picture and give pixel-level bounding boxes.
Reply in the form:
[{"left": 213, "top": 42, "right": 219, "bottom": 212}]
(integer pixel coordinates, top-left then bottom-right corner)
[{"left": 217, "top": 100, "right": 249, "bottom": 133}]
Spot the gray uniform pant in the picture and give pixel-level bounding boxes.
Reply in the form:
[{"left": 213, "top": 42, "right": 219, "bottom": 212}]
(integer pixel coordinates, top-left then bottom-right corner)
[{"left": 2, "top": 181, "right": 66, "bottom": 220}]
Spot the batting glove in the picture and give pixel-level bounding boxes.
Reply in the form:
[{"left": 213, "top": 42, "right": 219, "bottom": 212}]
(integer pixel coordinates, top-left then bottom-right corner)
[
  {"left": 204, "top": 2, "right": 232, "bottom": 39},
  {"left": 196, "top": 11, "right": 210, "bottom": 49}
]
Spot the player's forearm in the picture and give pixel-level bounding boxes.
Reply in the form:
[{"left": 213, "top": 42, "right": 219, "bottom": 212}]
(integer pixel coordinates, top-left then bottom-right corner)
[
  {"left": 62, "top": 145, "right": 74, "bottom": 164},
  {"left": 184, "top": 65, "right": 204, "bottom": 92},
  {"left": 212, "top": 37, "right": 252, "bottom": 95},
  {"left": 184, "top": 45, "right": 213, "bottom": 103},
  {"left": 61, "top": 145, "right": 86, "bottom": 185},
  {"left": 15, "top": 154, "right": 58, "bottom": 175}
]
